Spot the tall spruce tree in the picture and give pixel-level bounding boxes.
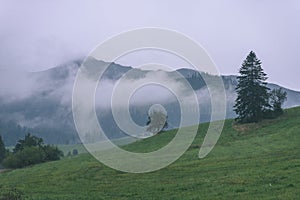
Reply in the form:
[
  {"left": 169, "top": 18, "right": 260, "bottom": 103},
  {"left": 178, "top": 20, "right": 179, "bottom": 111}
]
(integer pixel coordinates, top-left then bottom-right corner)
[{"left": 234, "top": 51, "right": 270, "bottom": 123}]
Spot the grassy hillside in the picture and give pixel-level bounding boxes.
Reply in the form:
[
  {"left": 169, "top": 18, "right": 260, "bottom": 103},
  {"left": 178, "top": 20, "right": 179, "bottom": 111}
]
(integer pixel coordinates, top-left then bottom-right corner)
[
  {"left": 0, "top": 107, "right": 299, "bottom": 199},
  {"left": 57, "top": 136, "right": 137, "bottom": 156}
]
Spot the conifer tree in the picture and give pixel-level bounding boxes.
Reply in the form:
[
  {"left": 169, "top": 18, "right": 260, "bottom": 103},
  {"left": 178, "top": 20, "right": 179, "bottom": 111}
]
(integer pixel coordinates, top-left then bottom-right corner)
[{"left": 234, "top": 51, "right": 270, "bottom": 123}]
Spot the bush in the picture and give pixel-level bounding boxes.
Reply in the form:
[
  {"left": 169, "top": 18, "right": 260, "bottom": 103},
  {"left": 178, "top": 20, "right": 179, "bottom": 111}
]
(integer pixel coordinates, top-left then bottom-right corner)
[
  {"left": 2, "top": 154, "right": 20, "bottom": 169},
  {"left": 13, "top": 133, "right": 43, "bottom": 153},
  {"left": 3, "top": 147, "right": 44, "bottom": 168},
  {"left": 43, "top": 145, "right": 64, "bottom": 161},
  {"left": 72, "top": 149, "right": 78, "bottom": 156},
  {"left": 2, "top": 134, "right": 63, "bottom": 169}
]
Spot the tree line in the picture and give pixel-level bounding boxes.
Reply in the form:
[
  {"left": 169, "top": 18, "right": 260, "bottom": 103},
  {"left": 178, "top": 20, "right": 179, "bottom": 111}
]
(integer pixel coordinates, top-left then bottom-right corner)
[{"left": 0, "top": 133, "right": 63, "bottom": 169}]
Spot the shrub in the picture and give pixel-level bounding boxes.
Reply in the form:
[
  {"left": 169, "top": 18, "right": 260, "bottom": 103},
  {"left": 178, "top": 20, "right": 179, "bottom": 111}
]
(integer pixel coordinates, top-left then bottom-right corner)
[
  {"left": 43, "top": 145, "right": 64, "bottom": 161},
  {"left": 13, "top": 133, "right": 43, "bottom": 153},
  {"left": 2, "top": 134, "right": 63, "bottom": 169},
  {"left": 3, "top": 147, "right": 44, "bottom": 168},
  {"left": 2, "top": 154, "right": 20, "bottom": 169},
  {"left": 72, "top": 149, "right": 78, "bottom": 156}
]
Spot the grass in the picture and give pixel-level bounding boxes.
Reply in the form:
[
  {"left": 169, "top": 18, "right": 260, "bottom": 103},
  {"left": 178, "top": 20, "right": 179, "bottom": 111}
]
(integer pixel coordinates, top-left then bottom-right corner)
[
  {"left": 0, "top": 107, "right": 299, "bottom": 199},
  {"left": 57, "top": 136, "right": 137, "bottom": 156}
]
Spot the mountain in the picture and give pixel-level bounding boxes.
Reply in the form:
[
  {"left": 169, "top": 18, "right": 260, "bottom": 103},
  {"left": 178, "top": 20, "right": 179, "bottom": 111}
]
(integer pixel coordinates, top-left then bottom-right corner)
[{"left": 0, "top": 58, "right": 299, "bottom": 145}]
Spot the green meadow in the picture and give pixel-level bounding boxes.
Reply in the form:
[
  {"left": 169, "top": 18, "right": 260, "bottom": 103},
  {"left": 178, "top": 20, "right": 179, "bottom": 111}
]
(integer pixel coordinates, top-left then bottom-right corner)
[{"left": 0, "top": 107, "right": 299, "bottom": 199}]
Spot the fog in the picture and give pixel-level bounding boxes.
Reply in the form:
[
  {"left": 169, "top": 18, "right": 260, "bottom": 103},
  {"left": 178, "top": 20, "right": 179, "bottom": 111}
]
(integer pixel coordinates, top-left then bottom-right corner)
[{"left": 0, "top": 0, "right": 299, "bottom": 90}]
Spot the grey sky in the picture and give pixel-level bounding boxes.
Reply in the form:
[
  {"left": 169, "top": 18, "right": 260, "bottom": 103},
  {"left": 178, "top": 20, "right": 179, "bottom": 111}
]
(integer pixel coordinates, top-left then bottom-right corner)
[{"left": 0, "top": 0, "right": 299, "bottom": 90}]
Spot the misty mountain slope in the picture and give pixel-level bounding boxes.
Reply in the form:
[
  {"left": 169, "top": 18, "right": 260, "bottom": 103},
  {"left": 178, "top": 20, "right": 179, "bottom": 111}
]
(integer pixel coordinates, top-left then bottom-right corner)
[{"left": 0, "top": 58, "right": 299, "bottom": 145}]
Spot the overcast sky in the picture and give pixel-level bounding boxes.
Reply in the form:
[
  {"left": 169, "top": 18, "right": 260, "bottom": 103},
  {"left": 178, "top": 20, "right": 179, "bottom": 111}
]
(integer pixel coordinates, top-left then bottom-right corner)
[{"left": 0, "top": 0, "right": 299, "bottom": 90}]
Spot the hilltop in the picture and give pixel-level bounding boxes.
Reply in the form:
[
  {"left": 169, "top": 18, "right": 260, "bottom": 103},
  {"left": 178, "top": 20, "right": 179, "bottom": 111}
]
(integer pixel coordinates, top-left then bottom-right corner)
[{"left": 0, "top": 107, "right": 299, "bottom": 199}]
